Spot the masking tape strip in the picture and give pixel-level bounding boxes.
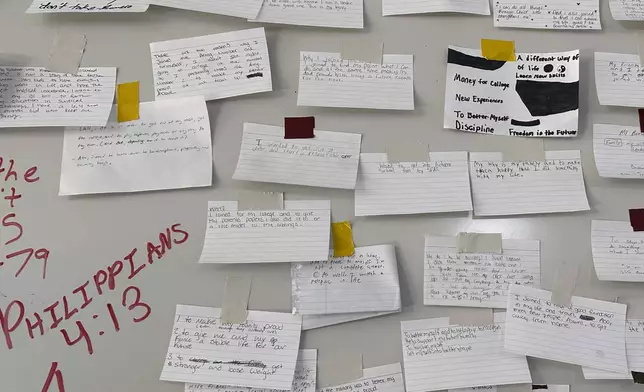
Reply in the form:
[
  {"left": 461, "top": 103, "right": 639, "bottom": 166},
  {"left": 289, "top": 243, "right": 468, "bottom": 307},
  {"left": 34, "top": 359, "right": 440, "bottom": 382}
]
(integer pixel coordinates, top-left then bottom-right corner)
[
  {"left": 238, "top": 191, "right": 284, "bottom": 210},
  {"left": 386, "top": 142, "right": 429, "bottom": 162},
  {"left": 220, "top": 276, "right": 252, "bottom": 324},
  {"left": 501, "top": 139, "right": 546, "bottom": 161},
  {"left": 317, "top": 353, "right": 363, "bottom": 388},
  {"left": 47, "top": 32, "right": 87, "bottom": 74},
  {"left": 456, "top": 232, "right": 503, "bottom": 254},
  {"left": 341, "top": 41, "right": 383, "bottom": 64},
  {"left": 449, "top": 308, "right": 494, "bottom": 326},
  {"left": 550, "top": 261, "right": 579, "bottom": 306}
]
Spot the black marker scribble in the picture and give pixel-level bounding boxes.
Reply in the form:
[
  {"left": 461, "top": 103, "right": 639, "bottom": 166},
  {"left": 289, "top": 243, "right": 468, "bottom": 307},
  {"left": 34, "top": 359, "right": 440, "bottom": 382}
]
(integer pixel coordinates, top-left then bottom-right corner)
[
  {"left": 579, "top": 315, "right": 595, "bottom": 321},
  {"left": 632, "top": 371, "right": 644, "bottom": 384},
  {"left": 188, "top": 358, "right": 267, "bottom": 368},
  {"left": 246, "top": 72, "right": 264, "bottom": 79},
  {"left": 515, "top": 80, "right": 579, "bottom": 117},
  {"left": 511, "top": 119, "right": 541, "bottom": 127},
  {"left": 447, "top": 48, "right": 506, "bottom": 71},
  {"left": 532, "top": 386, "right": 548, "bottom": 390}
]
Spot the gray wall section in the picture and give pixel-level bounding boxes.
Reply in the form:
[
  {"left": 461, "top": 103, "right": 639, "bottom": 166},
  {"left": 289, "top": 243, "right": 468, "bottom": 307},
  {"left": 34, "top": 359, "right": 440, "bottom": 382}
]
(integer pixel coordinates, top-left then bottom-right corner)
[{"left": 1, "top": 0, "right": 644, "bottom": 390}]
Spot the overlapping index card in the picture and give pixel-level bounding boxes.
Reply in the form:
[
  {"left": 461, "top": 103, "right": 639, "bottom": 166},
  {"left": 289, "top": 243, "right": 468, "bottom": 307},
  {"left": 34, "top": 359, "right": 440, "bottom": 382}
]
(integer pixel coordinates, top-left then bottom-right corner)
[
  {"left": 595, "top": 52, "right": 644, "bottom": 107},
  {"left": 593, "top": 124, "right": 644, "bottom": 179},
  {"left": 320, "top": 363, "right": 404, "bottom": 392},
  {"left": 591, "top": 220, "right": 644, "bottom": 282},
  {"left": 355, "top": 152, "right": 472, "bottom": 216},
  {"left": 469, "top": 151, "right": 590, "bottom": 216},
  {"left": 148, "top": 0, "right": 264, "bottom": 18},
  {"left": 504, "top": 284, "right": 628, "bottom": 373},
  {"left": 382, "top": 0, "right": 490, "bottom": 15},
  {"left": 401, "top": 312, "right": 532, "bottom": 392},
  {"left": 199, "top": 200, "right": 330, "bottom": 263},
  {"left": 250, "top": 0, "right": 364, "bottom": 28},
  {"left": 233, "top": 123, "right": 362, "bottom": 189},
  {"left": 27, "top": 0, "right": 149, "bottom": 12},
  {"left": 493, "top": 0, "right": 601, "bottom": 29},
  {"left": 292, "top": 244, "right": 401, "bottom": 315},
  {"left": 160, "top": 305, "right": 302, "bottom": 389},
  {"left": 582, "top": 319, "right": 644, "bottom": 378}
]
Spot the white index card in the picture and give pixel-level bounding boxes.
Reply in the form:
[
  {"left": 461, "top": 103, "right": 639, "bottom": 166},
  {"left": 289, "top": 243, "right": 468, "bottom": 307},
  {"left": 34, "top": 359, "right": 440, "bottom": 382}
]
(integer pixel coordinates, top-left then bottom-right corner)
[
  {"left": 60, "top": 96, "right": 212, "bottom": 195},
  {"left": 297, "top": 52, "right": 414, "bottom": 111},
  {"left": 320, "top": 363, "right": 404, "bottom": 392},
  {"left": 0, "top": 67, "right": 116, "bottom": 128},
  {"left": 583, "top": 319, "right": 644, "bottom": 378},
  {"left": 250, "top": 0, "right": 363, "bottom": 28},
  {"left": 148, "top": 0, "right": 264, "bottom": 18},
  {"left": 185, "top": 349, "right": 318, "bottom": 392},
  {"left": 160, "top": 305, "right": 302, "bottom": 389},
  {"left": 609, "top": 0, "right": 644, "bottom": 19},
  {"left": 199, "top": 200, "right": 330, "bottom": 264},
  {"left": 504, "top": 284, "right": 628, "bottom": 373},
  {"left": 591, "top": 220, "right": 644, "bottom": 282},
  {"left": 424, "top": 235, "right": 540, "bottom": 308},
  {"left": 593, "top": 124, "right": 644, "bottom": 179},
  {"left": 302, "top": 311, "right": 399, "bottom": 330},
  {"left": 26, "top": 0, "right": 149, "bottom": 12},
  {"left": 401, "top": 313, "right": 532, "bottom": 392},
  {"left": 382, "top": 0, "right": 490, "bottom": 15},
  {"left": 355, "top": 152, "right": 472, "bottom": 216},
  {"left": 493, "top": 0, "right": 601, "bottom": 29},
  {"left": 595, "top": 52, "right": 644, "bottom": 108},
  {"left": 469, "top": 150, "right": 590, "bottom": 217},
  {"left": 449, "top": 387, "right": 497, "bottom": 392},
  {"left": 292, "top": 244, "right": 401, "bottom": 315},
  {"left": 233, "top": 123, "right": 362, "bottom": 190},
  {"left": 150, "top": 28, "right": 272, "bottom": 101}
]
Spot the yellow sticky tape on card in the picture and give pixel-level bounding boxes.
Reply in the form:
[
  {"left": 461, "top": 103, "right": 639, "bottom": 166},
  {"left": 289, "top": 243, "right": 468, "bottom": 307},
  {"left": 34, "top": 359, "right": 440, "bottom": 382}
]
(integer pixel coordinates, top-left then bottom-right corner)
[
  {"left": 332, "top": 221, "right": 355, "bottom": 257},
  {"left": 117, "top": 81, "right": 140, "bottom": 122},
  {"left": 481, "top": 39, "right": 516, "bottom": 62}
]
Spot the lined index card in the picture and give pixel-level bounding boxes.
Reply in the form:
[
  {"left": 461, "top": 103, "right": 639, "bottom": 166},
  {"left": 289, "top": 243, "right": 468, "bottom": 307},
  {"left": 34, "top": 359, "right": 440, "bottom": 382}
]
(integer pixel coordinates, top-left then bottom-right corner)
[
  {"left": 301, "top": 311, "right": 398, "bottom": 330},
  {"left": 593, "top": 124, "right": 644, "bottom": 179},
  {"left": 150, "top": 28, "right": 271, "bottom": 101},
  {"left": 401, "top": 313, "right": 532, "bottom": 392},
  {"left": 382, "top": 0, "right": 490, "bottom": 15},
  {"left": 424, "top": 235, "right": 540, "bottom": 308},
  {"left": 160, "top": 305, "right": 302, "bottom": 389},
  {"left": 583, "top": 319, "right": 644, "bottom": 378},
  {"left": 27, "top": 0, "right": 149, "bottom": 12},
  {"left": 292, "top": 244, "right": 401, "bottom": 315},
  {"left": 504, "top": 284, "right": 628, "bottom": 373},
  {"left": 595, "top": 52, "right": 644, "bottom": 108},
  {"left": 148, "top": 0, "right": 264, "bottom": 18},
  {"left": 493, "top": 0, "right": 601, "bottom": 29},
  {"left": 297, "top": 52, "right": 414, "bottom": 110},
  {"left": 233, "top": 123, "right": 362, "bottom": 190},
  {"left": 320, "top": 363, "right": 404, "bottom": 392},
  {"left": 609, "top": 0, "right": 644, "bottom": 20},
  {"left": 0, "top": 67, "right": 116, "bottom": 128},
  {"left": 185, "top": 349, "right": 317, "bottom": 392},
  {"left": 199, "top": 200, "right": 330, "bottom": 264},
  {"left": 591, "top": 220, "right": 644, "bottom": 282},
  {"left": 469, "top": 151, "right": 590, "bottom": 216},
  {"left": 250, "top": 0, "right": 364, "bottom": 28},
  {"left": 355, "top": 152, "right": 472, "bottom": 216}
]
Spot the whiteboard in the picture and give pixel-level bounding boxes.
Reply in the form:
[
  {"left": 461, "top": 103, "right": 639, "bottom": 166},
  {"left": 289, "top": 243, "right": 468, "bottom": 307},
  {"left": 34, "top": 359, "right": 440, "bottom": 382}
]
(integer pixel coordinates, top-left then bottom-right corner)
[{"left": 1, "top": 0, "right": 644, "bottom": 391}]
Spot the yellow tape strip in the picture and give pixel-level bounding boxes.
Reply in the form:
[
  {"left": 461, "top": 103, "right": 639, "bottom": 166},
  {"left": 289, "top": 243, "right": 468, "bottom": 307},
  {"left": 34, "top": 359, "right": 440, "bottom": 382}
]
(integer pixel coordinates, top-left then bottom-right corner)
[
  {"left": 117, "top": 81, "right": 140, "bottom": 123},
  {"left": 481, "top": 39, "right": 516, "bottom": 62},
  {"left": 332, "top": 221, "right": 355, "bottom": 257}
]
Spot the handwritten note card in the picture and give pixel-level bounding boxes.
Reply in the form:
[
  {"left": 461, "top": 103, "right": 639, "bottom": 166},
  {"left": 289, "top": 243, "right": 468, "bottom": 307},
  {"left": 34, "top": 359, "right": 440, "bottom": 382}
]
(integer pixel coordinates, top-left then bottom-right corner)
[
  {"left": 505, "top": 284, "right": 628, "bottom": 373},
  {"left": 493, "top": 0, "right": 601, "bottom": 29},
  {"left": 609, "top": 0, "right": 644, "bottom": 19},
  {"left": 469, "top": 151, "right": 590, "bottom": 216},
  {"left": 292, "top": 244, "right": 401, "bottom": 315},
  {"left": 593, "top": 124, "right": 644, "bottom": 179},
  {"left": 302, "top": 311, "right": 398, "bottom": 330},
  {"left": 199, "top": 200, "right": 330, "bottom": 264},
  {"left": 583, "top": 319, "right": 644, "bottom": 378},
  {"left": 321, "top": 363, "right": 404, "bottom": 392},
  {"left": 424, "top": 235, "right": 540, "bottom": 308},
  {"left": 0, "top": 67, "right": 115, "bottom": 128},
  {"left": 297, "top": 52, "right": 414, "bottom": 110},
  {"left": 150, "top": 28, "right": 271, "bottom": 101},
  {"left": 233, "top": 123, "right": 362, "bottom": 189},
  {"left": 595, "top": 52, "right": 644, "bottom": 108},
  {"left": 445, "top": 46, "right": 580, "bottom": 137},
  {"left": 250, "top": 0, "right": 363, "bottom": 28},
  {"left": 591, "top": 220, "right": 644, "bottom": 282},
  {"left": 160, "top": 305, "right": 302, "bottom": 388},
  {"left": 355, "top": 153, "right": 472, "bottom": 216},
  {"left": 149, "top": 0, "right": 264, "bottom": 18},
  {"left": 401, "top": 313, "right": 532, "bottom": 392},
  {"left": 60, "top": 96, "right": 212, "bottom": 195},
  {"left": 382, "top": 0, "right": 490, "bottom": 15},
  {"left": 185, "top": 349, "right": 317, "bottom": 392},
  {"left": 449, "top": 388, "right": 497, "bottom": 392},
  {"left": 27, "top": 0, "right": 148, "bottom": 12}
]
